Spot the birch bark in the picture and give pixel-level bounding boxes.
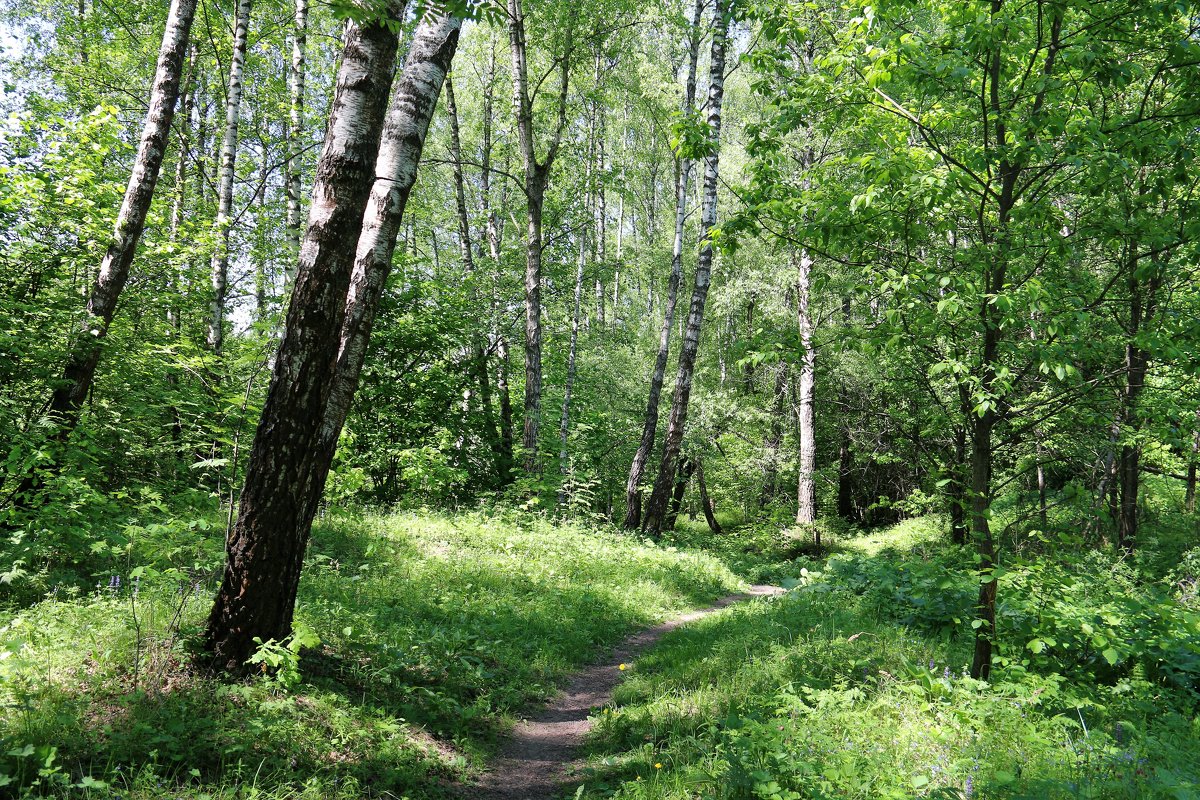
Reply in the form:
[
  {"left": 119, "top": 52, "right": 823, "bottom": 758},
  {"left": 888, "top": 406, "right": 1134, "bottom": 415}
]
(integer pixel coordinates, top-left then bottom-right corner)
[
  {"left": 642, "top": 0, "right": 730, "bottom": 535},
  {"left": 206, "top": 0, "right": 253, "bottom": 355},
  {"left": 508, "top": 0, "right": 574, "bottom": 474},
  {"left": 204, "top": 2, "right": 412, "bottom": 671},
  {"left": 795, "top": 249, "right": 816, "bottom": 528},
  {"left": 31, "top": 0, "right": 197, "bottom": 450},
  {"left": 622, "top": 0, "right": 704, "bottom": 529},
  {"left": 284, "top": 0, "right": 309, "bottom": 273}
]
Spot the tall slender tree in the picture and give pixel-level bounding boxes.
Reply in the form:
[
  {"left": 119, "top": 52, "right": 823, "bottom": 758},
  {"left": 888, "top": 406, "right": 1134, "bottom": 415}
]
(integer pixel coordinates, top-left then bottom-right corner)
[
  {"left": 507, "top": 0, "right": 575, "bottom": 474},
  {"left": 284, "top": 0, "right": 309, "bottom": 273},
  {"left": 15, "top": 0, "right": 198, "bottom": 494},
  {"left": 642, "top": 0, "right": 730, "bottom": 535},
  {"left": 795, "top": 248, "right": 816, "bottom": 527},
  {"left": 623, "top": 0, "right": 704, "bottom": 529},
  {"left": 206, "top": 0, "right": 253, "bottom": 355}
]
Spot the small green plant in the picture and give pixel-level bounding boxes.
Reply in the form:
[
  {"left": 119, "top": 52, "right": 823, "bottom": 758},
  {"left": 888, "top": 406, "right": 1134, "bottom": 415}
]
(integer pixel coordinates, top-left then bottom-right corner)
[{"left": 245, "top": 622, "right": 321, "bottom": 690}]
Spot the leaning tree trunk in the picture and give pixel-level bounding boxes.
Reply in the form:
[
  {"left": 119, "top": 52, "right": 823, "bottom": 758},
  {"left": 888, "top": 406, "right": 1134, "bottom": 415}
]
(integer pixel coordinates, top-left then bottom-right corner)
[
  {"left": 203, "top": 1, "right": 411, "bottom": 672},
  {"left": 642, "top": 0, "right": 729, "bottom": 536},
  {"left": 623, "top": 0, "right": 704, "bottom": 529},
  {"left": 206, "top": 0, "right": 252, "bottom": 355},
  {"left": 696, "top": 458, "right": 721, "bottom": 534},
  {"left": 319, "top": 13, "right": 462, "bottom": 459},
  {"left": 665, "top": 457, "right": 696, "bottom": 530},
  {"left": 17, "top": 0, "right": 197, "bottom": 489},
  {"left": 284, "top": 0, "right": 308, "bottom": 273},
  {"left": 795, "top": 247, "right": 816, "bottom": 530}
]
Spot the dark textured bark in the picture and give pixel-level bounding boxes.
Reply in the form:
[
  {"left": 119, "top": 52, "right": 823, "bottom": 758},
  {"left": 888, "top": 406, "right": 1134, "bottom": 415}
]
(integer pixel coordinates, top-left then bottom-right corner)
[
  {"left": 665, "top": 457, "right": 696, "bottom": 530},
  {"left": 697, "top": 459, "right": 721, "bottom": 534},
  {"left": 969, "top": 3, "right": 1061, "bottom": 681},
  {"left": 837, "top": 429, "right": 854, "bottom": 519},
  {"left": 203, "top": 4, "right": 411, "bottom": 672},
  {"left": 642, "top": 0, "right": 729, "bottom": 535},
  {"left": 969, "top": 403, "right": 998, "bottom": 681},
  {"left": 22, "top": 0, "right": 196, "bottom": 475},
  {"left": 1116, "top": 262, "right": 1159, "bottom": 552},
  {"left": 622, "top": 0, "right": 704, "bottom": 529}
]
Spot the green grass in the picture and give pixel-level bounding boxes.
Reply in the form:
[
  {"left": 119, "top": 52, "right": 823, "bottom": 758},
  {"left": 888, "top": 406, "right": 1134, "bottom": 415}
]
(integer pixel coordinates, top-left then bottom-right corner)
[
  {"left": 577, "top": 516, "right": 1200, "bottom": 800},
  {"left": 0, "top": 508, "right": 745, "bottom": 798},
  {"left": 4, "top": 505, "right": 1197, "bottom": 799}
]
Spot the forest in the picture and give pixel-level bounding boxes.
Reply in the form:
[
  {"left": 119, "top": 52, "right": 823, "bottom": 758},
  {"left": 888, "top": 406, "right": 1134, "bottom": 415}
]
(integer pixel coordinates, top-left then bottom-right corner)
[{"left": 1, "top": 0, "right": 1198, "bottom": 797}]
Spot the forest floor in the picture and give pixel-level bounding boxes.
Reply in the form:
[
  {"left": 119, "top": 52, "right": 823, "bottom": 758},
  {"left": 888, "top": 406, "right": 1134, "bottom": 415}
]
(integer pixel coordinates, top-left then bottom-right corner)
[
  {"left": 471, "top": 584, "right": 785, "bottom": 799},
  {"left": 0, "top": 504, "right": 1196, "bottom": 799}
]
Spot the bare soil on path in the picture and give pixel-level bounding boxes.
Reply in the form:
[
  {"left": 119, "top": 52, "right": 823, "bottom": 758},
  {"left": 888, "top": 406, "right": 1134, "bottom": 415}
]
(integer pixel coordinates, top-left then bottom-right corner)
[{"left": 467, "top": 584, "right": 784, "bottom": 800}]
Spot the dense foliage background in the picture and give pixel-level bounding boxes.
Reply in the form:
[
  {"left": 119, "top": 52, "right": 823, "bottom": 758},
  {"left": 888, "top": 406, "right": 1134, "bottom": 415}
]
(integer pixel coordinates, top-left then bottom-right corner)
[{"left": 0, "top": 0, "right": 1197, "bottom": 796}]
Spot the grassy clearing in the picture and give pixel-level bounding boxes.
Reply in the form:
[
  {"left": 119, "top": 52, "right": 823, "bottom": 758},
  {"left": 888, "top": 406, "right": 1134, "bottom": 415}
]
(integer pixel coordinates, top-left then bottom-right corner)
[
  {"left": 0, "top": 508, "right": 744, "bottom": 798},
  {"left": 579, "top": 516, "right": 1200, "bottom": 800}
]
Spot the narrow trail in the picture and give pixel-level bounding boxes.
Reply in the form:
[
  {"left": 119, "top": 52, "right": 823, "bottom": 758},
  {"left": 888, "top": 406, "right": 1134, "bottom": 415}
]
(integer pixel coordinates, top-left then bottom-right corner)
[{"left": 469, "top": 584, "right": 785, "bottom": 800}]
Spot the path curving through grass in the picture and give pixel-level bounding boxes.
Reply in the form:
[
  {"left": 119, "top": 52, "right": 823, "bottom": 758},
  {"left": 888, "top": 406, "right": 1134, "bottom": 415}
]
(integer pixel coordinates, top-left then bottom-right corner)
[{"left": 470, "top": 585, "right": 785, "bottom": 800}]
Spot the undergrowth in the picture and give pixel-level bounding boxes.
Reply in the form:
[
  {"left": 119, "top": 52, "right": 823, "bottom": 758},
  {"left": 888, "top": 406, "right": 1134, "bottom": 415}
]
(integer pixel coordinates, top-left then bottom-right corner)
[
  {"left": 0, "top": 508, "right": 744, "bottom": 798},
  {"left": 579, "top": 515, "right": 1200, "bottom": 800}
]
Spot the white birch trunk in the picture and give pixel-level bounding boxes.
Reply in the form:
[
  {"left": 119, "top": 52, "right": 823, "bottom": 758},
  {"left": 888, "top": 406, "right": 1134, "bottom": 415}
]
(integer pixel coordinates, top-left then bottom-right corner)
[
  {"left": 284, "top": 0, "right": 308, "bottom": 276},
  {"left": 622, "top": 0, "right": 704, "bottom": 529},
  {"left": 795, "top": 248, "right": 816, "bottom": 526},
  {"left": 204, "top": 1, "right": 411, "bottom": 671},
  {"left": 37, "top": 0, "right": 198, "bottom": 434},
  {"left": 318, "top": 12, "right": 463, "bottom": 454},
  {"left": 206, "top": 0, "right": 253, "bottom": 354},
  {"left": 642, "top": 0, "right": 730, "bottom": 535}
]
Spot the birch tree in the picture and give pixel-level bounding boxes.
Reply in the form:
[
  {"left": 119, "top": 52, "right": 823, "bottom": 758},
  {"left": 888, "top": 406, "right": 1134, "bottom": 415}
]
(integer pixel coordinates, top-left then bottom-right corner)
[
  {"left": 284, "top": 0, "right": 309, "bottom": 271},
  {"left": 16, "top": 0, "right": 198, "bottom": 496},
  {"left": 641, "top": 0, "right": 730, "bottom": 535},
  {"left": 206, "top": 0, "right": 253, "bottom": 355},
  {"left": 622, "top": 0, "right": 704, "bottom": 529},
  {"left": 507, "top": 0, "right": 575, "bottom": 474},
  {"left": 204, "top": 0, "right": 410, "bottom": 671}
]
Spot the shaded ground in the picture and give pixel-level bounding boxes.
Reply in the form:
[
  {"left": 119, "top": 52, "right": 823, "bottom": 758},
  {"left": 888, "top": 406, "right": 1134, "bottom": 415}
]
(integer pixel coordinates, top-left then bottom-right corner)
[{"left": 469, "top": 585, "right": 785, "bottom": 800}]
